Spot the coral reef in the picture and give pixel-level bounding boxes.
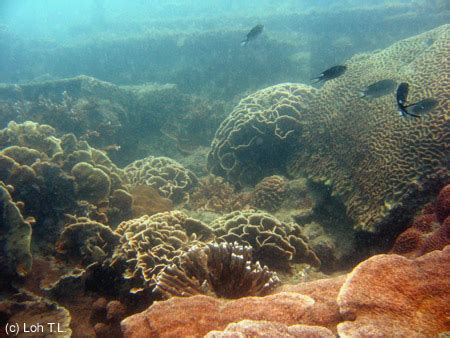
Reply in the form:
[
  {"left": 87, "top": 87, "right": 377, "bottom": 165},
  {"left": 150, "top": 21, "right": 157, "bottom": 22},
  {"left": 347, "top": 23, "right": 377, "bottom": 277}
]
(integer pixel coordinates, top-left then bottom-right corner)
[
  {"left": 111, "top": 211, "right": 214, "bottom": 294},
  {"left": 121, "top": 247, "right": 449, "bottom": 337},
  {"left": 391, "top": 184, "right": 450, "bottom": 257},
  {"left": 210, "top": 210, "right": 320, "bottom": 271},
  {"left": 91, "top": 299, "right": 127, "bottom": 338},
  {"left": 0, "top": 182, "right": 33, "bottom": 277},
  {"left": 125, "top": 156, "right": 198, "bottom": 203},
  {"left": 155, "top": 242, "right": 280, "bottom": 299},
  {"left": 250, "top": 175, "right": 288, "bottom": 212},
  {"left": 0, "top": 121, "right": 131, "bottom": 241},
  {"left": 208, "top": 25, "right": 449, "bottom": 233},
  {"left": 56, "top": 219, "right": 120, "bottom": 264}
]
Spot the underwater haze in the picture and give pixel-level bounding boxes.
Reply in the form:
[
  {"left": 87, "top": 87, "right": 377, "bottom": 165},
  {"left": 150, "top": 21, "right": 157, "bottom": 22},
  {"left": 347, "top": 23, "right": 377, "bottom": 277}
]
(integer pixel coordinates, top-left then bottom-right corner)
[{"left": 0, "top": 1, "right": 449, "bottom": 337}]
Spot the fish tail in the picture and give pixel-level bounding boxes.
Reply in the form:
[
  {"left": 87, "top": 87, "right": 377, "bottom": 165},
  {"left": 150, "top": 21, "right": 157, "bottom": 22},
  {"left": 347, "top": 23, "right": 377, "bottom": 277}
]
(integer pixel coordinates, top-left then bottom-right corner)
[{"left": 359, "top": 91, "right": 366, "bottom": 98}]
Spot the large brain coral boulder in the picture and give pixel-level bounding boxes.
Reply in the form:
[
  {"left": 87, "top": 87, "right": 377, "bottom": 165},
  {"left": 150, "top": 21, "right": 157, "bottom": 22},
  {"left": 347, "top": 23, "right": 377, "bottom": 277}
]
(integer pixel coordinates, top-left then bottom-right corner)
[
  {"left": 207, "top": 83, "right": 317, "bottom": 186},
  {"left": 208, "top": 25, "right": 449, "bottom": 232},
  {"left": 125, "top": 156, "right": 198, "bottom": 203}
]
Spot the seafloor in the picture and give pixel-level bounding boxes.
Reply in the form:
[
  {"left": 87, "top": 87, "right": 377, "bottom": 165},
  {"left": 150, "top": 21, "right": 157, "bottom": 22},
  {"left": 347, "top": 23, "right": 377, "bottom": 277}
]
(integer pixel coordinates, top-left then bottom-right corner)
[{"left": 0, "top": 12, "right": 449, "bottom": 338}]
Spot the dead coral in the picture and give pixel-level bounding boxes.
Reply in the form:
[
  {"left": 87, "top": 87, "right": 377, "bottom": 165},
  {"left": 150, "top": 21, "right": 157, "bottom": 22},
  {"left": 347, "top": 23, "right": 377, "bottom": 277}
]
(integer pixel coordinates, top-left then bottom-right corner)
[
  {"left": 250, "top": 175, "right": 287, "bottom": 212},
  {"left": 125, "top": 156, "right": 198, "bottom": 204},
  {"left": 210, "top": 210, "right": 320, "bottom": 272},
  {"left": 155, "top": 242, "right": 280, "bottom": 299},
  {"left": 111, "top": 211, "right": 214, "bottom": 294}
]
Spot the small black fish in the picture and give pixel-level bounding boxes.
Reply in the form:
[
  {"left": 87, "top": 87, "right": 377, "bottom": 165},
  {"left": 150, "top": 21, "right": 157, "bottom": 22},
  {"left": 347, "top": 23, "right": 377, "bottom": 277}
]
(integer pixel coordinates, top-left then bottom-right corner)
[
  {"left": 241, "top": 24, "right": 264, "bottom": 46},
  {"left": 404, "top": 98, "right": 438, "bottom": 116},
  {"left": 360, "top": 79, "right": 397, "bottom": 99},
  {"left": 396, "top": 82, "right": 437, "bottom": 118},
  {"left": 311, "top": 65, "right": 347, "bottom": 84},
  {"left": 396, "top": 82, "right": 409, "bottom": 107}
]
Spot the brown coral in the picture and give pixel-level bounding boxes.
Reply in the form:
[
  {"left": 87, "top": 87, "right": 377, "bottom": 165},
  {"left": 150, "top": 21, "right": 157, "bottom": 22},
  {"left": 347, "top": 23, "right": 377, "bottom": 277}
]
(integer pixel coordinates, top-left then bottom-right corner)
[
  {"left": 207, "top": 83, "right": 317, "bottom": 187},
  {"left": 208, "top": 25, "right": 449, "bottom": 233},
  {"left": 435, "top": 184, "right": 450, "bottom": 222},
  {"left": 188, "top": 175, "right": 245, "bottom": 213},
  {"left": 210, "top": 210, "right": 320, "bottom": 271},
  {"left": 155, "top": 242, "right": 280, "bottom": 299},
  {"left": 250, "top": 175, "right": 287, "bottom": 212},
  {"left": 391, "top": 184, "right": 450, "bottom": 257},
  {"left": 56, "top": 219, "right": 120, "bottom": 264},
  {"left": 111, "top": 211, "right": 214, "bottom": 294},
  {"left": 0, "top": 182, "right": 33, "bottom": 277},
  {"left": 125, "top": 156, "right": 198, "bottom": 203}
]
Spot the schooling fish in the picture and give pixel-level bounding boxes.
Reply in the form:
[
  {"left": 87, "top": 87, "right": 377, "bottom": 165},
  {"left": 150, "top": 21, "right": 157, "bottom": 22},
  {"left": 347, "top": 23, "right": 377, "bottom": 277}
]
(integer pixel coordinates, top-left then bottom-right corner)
[
  {"left": 396, "top": 82, "right": 437, "bottom": 117},
  {"left": 360, "top": 79, "right": 397, "bottom": 99},
  {"left": 241, "top": 24, "right": 264, "bottom": 46},
  {"left": 311, "top": 65, "right": 347, "bottom": 84}
]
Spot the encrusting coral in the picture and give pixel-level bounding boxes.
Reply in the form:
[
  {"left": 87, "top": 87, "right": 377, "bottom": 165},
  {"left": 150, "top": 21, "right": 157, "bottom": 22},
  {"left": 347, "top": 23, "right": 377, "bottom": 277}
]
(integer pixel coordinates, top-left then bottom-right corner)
[
  {"left": 125, "top": 156, "right": 198, "bottom": 204},
  {"left": 155, "top": 242, "right": 280, "bottom": 299},
  {"left": 391, "top": 183, "right": 450, "bottom": 257},
  {"left": 208, "top": 25, "right": 449, "bottom": 233},
  {"left": 210, "top": 210, "right": 320, "bottom": 271},
  {"left": 111, "top": 211, "right": 214, "bottom": 294}
]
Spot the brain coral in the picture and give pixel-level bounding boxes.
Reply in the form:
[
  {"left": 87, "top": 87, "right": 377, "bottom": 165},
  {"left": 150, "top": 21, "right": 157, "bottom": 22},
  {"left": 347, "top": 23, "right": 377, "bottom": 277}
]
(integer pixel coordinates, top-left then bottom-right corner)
[
  {"left": 208, "top": 25, "right": 449, "bottom": 232},
  {"left": 111, "top": 211, "right": 214, "bottom": 294},
  {"left": 207, "top": 83, "right": 317, "bottom": 186},
  {"left": 125, "top": 156, "right": 198, "bottom": 203},
  {"left": 155, "top": 242, "right": 280, "bottom": 299},
  {"left": 210, "top": 210, "right": 320, "bottom": 271}
]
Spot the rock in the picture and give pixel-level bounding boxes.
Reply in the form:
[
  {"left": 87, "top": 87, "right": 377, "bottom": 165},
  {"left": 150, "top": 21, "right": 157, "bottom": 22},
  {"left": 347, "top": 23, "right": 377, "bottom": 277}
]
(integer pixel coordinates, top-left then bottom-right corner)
[{"left": 337, "top": 246, "right": 450, "bottom": 336}]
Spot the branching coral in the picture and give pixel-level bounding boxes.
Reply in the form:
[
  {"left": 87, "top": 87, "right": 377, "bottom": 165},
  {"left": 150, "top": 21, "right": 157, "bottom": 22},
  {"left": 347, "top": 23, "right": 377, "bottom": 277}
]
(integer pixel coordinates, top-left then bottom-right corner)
[
  {"left": 111, "top": 211, "right": 214, "bottom": 294},
  {"left": 208, "top": 25, "right": 449, "bottom": 233},
  {"left": 125, "top": 156, "right": 198, "bottom": 203},
  {"left": 155, "top": 242, "right": 280, "bottom": 299},
  {"left": 210, "top": 210, "right": 320, "bottom": 271}
]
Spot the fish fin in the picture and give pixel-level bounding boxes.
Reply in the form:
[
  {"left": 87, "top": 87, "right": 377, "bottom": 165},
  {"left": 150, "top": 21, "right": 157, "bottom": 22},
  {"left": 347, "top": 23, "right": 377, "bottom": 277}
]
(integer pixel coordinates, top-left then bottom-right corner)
[
  {"left": 398, "top": 104, "right": 420, "bottom": 118},
  {"left": 359, "top": 91, "right": 366, "bottom": 98},
  {"left": 403, "top": 104, "right": 422, "bottom": 118}
]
